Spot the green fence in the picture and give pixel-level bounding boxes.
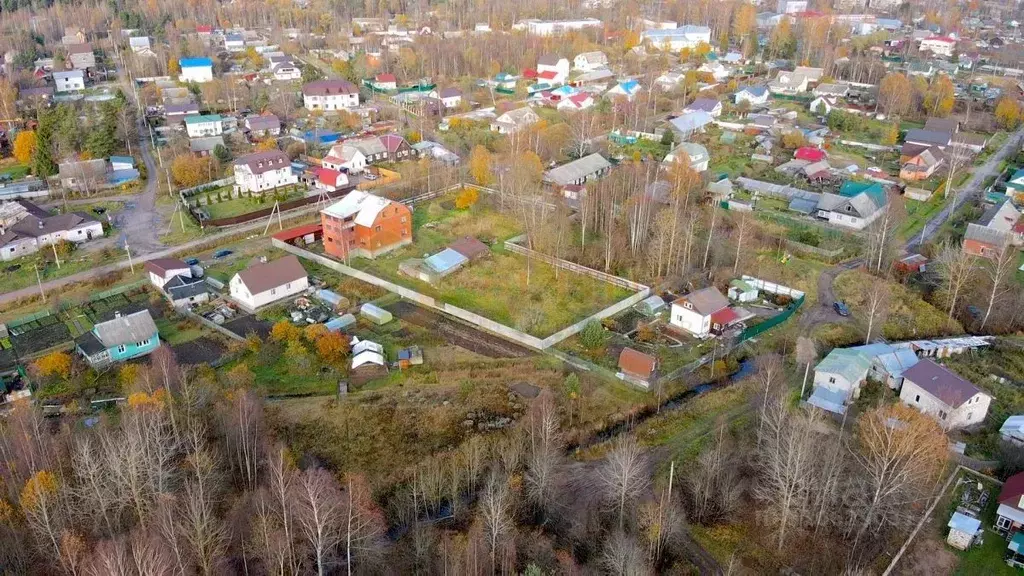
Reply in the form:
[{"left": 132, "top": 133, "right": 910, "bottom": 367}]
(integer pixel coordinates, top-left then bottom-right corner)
[{"left": 739, "top": 295, "right": 804, "bottom": 342}]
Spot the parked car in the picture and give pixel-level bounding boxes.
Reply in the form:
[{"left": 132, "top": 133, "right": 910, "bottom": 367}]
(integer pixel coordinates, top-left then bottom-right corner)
[
  {"left": 833, "top": 301, "right": 850, "bottom": 317},
  {"left": 213, "top": 249, "right": 233, "bottom": 259},
  {"left": 184, "top": 257, "right": 200, "bottom": 266}
]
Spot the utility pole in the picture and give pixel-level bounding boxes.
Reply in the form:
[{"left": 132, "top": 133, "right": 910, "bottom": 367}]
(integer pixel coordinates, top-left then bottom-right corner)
[
  {"left": 50, "top": 241, "right": 61, "bottom": 269},
  {"left": 33, "top": 263, "right": 45, "bottom": 302},
  {"left": 124, "top": 239, "right": 134, "bottom": 273}
]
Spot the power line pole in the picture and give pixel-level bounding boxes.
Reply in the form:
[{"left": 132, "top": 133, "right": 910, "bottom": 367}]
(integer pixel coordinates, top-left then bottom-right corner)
[{"left": 33, "top": 263, "right": 45, "bottom": 302}]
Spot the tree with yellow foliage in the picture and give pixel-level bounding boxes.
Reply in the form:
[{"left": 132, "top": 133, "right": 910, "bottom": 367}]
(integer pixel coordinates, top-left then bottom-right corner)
[
  {"left": 622, "top": 30, "right": 641, "bottom": 51},
  {"left": 469, "top": 145, "right": 492, "bottom": 186},
  {"left": 168, "top": 58, "right": 181, "bottom": 76},
  {"left": 20, "top": 470, "right": 65, "bottom": 562},
  {"left": 923, "top": 76, "right": 955, "bottom": 117},
  {"left": 732, "top": 3, "right": 757, "bottom": 47},
  {"left": 170, "top": 154, "right": 215, "bottom": 188},
  {"left": 303, "top": 323, "right": 328, "bottom": 343},
  {"left": 315, "top": 331, "right": 349, "bottom": 364},
  {"left": 270, "top": 320, "right": 302, "bottom": 343},
  {"left": 13, "top": 130, "right": 36, "bottom": 165},
  {"left": 455, "top": 187, "right": 479, "bottom": 209},
  {"left": 33, "top": 351, "right": 71, "bottom": 381},
  {"left": 995, "top": 97, "right": 1023, "bottom": 130},
  {"left": 255, "top": 138, "right": 279, "bottom": 151}
]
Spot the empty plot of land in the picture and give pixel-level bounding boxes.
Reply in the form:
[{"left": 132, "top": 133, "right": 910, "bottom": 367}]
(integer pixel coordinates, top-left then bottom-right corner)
[{"left": 388, "top": 301, "right": 533, "bottom": 358}]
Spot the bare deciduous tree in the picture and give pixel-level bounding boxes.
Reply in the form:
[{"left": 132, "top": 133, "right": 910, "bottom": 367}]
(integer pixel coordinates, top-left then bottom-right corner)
[
  {"left": 795, "top": 337, "right": 817, "bottom": 399},
  {"left": 293, "top": 468, "right": 344, "bottom": 576},
  {"left": 478, "top": 472, "right": 514, "bottom": 575},
  {"left": 863, "top": 280, "right": 891, "bottom": 344},
  {"left": 686, "top": 423, "right": 742, "bottom": 524},
  {"left": 935, "top": 242, "right": 977, "bottom": 320},
  {"left": 599, "top": 437, "right": 649, "bottom": 530},
  {"left": 601, "top": 530, "right": 650, "bottom": 576},
  {"left": 980, "top": 242, "right": 1017, "bottom": 330},
  {"left": 342, "top": 474, "right": 387, "bottom": 575}
]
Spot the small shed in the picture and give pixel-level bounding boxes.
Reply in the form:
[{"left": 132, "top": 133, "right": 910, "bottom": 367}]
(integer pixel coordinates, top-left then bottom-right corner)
[
  {"left": 325, "top": 314, "right": 357, "bottom": 332},
  {"left": 397, "top": 345, "right": 424, "bottom": 368},
  {"left": 424, "top": 248, "right": 468, "bottom": 276},
  {"left": 946, "top": 512, "right": 982, "bottom": 550},
  {"left": 728, "top": 279, "right": 758, "bottom": 303},
  {"left": 897, "top": 253, "right": 928, "bottom": 274},
  {"left": 360, "top": 303, "right": 393, "bottom": 325},
  {"left": 618, "top": 347, "right": 657, "bottom": 388},
  {"left": 636, "top": 295, "right": 667, "bottom": 316},
  {"left": 448, "top": 236, "right": 490, "bottom": 260}
]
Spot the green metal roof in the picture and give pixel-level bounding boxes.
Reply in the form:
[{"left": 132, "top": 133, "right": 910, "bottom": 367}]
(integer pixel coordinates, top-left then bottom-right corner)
[
  {"left": 839, "top": 180, "right": 887, "bottom": 209},
  {"left": 730, "top": 279, "right": 755, "bottom": 292},
  {"left": 184, "top": 114, "right": 222, "bottom": 124},
  {"left": 1010, "top": 531, "right": 1024, "bottom": 553},
  {"left": 815, "top": 348, "right": 872, "bottom": 384}
]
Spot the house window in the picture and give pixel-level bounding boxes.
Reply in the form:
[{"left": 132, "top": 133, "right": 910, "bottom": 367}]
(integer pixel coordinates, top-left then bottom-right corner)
[
  {"left": 940, "top": 411, "right": 947, "bottom": 420},
  {"left": 401, "top": 216, "right": 407, "bottom": 223},
  {"left": 271, "top": 288, "right": 277, "bottom": 295},
  {"left": 286, "top": 283, "right": 291, "bottom": 289},
  {"left": 967, "top": 411, "right": 973, "bottom": 421},
  {"left": 375, "top": 225, "right": 382, "bottom": 232},
  {"left": 915, "top": 395, "right": 920, "bottom": 402},
  {"left": 998, "top": 516, "right": 1012, "bottom": 530},
  {"left": 829, "top": 377, "right": 835, "bottom": 384},
  {"left": 117, "top": 344, "right": 126, "bottom": 354}
]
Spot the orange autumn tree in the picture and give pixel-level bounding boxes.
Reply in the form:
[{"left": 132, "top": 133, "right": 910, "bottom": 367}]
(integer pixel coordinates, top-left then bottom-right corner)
[
  {"left": 13, "top": 130, "right": 36, "bottom": 165},
  {"left": 32, "top": 352, "right": 72, "bottom": 381}
]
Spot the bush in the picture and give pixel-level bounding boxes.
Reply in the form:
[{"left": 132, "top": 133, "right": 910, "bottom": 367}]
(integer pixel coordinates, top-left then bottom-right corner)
[
  {"left": 578, "top": 320, "right": 606, "bottom": 350},
  {"left": 454, "top": 188, "right": 479, "bottom": 209}
]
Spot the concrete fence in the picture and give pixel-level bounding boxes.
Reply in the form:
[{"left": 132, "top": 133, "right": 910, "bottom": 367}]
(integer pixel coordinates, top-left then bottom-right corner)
[
  {"left": 275, "top": 239, "right": 650, "bottom": 351},
  {"left": 503, "top": 236, "right": 648, "bottom": 292},
  {"left": 838, "top": 139, "right": 896, "bottom": 152}
]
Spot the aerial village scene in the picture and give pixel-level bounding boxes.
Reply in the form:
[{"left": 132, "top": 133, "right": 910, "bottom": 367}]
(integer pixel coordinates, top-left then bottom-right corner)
[{"left": 5, "top": 0, "right": 1024, "bottom": 573}]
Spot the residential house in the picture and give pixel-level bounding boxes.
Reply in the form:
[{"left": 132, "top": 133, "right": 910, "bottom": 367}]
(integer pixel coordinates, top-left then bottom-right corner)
[
  {"left": 813, "top": 83, "right": 850, "bottom": 98},
  {"left": 684, "top": 97, "right": 723, "bottom": 117},
  {"left": 436, "top": 87, "right": 462, "bottom": 108},
  {"left": 233, "top": 150, "right": 297, "bottom": 193},
  {"left": 952, "top": 132, "right": 988, "bottom": 154},
  {"left": 920, "top": 36, "right": 957, "bottom": 57},
  {"left": 618, "top": 348, "right": 658, "bottom": 388},
  {"left": 512, "top": 18, "right": 603, "bottom": 36},
  {"left": 0, "top": 200, "right": 104, "bottom": 261},
  {"left": 808, "top": 347, "right": 873, "bottom": 414},
  {"left": 669, "top": 286, "right": 733, "bottom": 337},
  {"left": 537, "top": 55, "right": 570, "bottom": 85},
  {"left": 996, "top": 472, "right": 1024, "bottom": 536},
  {"left": 793, "top": 66, "right": 824, "bottom": 83},
  {"left": 669, "top": 111, "right": 713, "bottom": 140},
  {"left": 379, "top": 134, "right": 414, "bottom": 162},
  {"left": 900, "top": 147, "right": 945, "bottom": 181},
  {"left": 640, "top": 26, "right": 712, "bottom": 51},
  {"left": 162, "top": 274, "right": 210, "bottom": 308},
  {"left": 963, "top": 224, "right": 1011, "bottom": 259},
  {"left": 75, "top": 310, "right": 160, "bottom": 367},
  {"left": 490, "top": 107, "right": 540, "bottom": 134},
  {"left": 53, "top": 70, "right": 85, "bottom": 93},
  {"left": 65, "top": 43, "right": 96, "bottom": 70},
  {"left": 165, "top": 102, "right": 200, "bottom": 123},
  {"left": 128, "top": 36, "right": 153, "bottom": 56},
  {"left": 809, "top": 96, "right": 838, "bottom": 115},
  {"left": 769, "top": 71, "right": 809, "bottom": 94},
  {"left": 905, "top": 129, "right": 952, "bottom": 148},
  {"left": 777, "top": 0, "right": 808, "bottom": 13},
  {"left": 245, "top": 114, "right": 281, "bottom": 137},
  {"left": 1000, "top": 415, "right": 1024, "bottom": 446},
  {"left": 816, "top": 181, "right": 888, "bottom": 230},
  {"left": 899, "top": 358, "right": 991, "bottom": 429},
  {"left": 224, "top": 32, "right": 245, "bottom": 52},
  {"left": 556, "top": 92, "right": 595, "bottom": 111},
  {"left": 190, "top": 136, "right": 224, "bottom": 156},
  {"left": 544, "top": 153, "right": 611, "bottom": 186},
  {"left": 573, "top": 51, "right": 608, "bottom": 72},
  {"left": 184, "top": 114, "right": 223, "bottom": 138},
  {"left": 179, "top": 58, "right": 214, "bottom": 83},
  {"left": 58, "top": 159, "right": 108, "bottom": 192},
  {"left": 907, "top": 61, "right": 935, "bottom": 78},
  {"left": 734, "top": 85, "right": 769, "bottom": 106},
  {"left": 321, "top": 191, "right": 412, "bottom": 259},
  {"left": 313, "top": 167, "right": 350, "bottom": 193},
  {"left": 664, "top": 142, "right": 710, "bottom": 172},
  {"left": 229, "top": 255, "right": 309, "bottom": 312},
  {"left": 698, "top": 61, "right": 730, "bottom": 82},
  {"left": 980, "top": 198, "right": 1021, "bottom": 234},
  {"left": 925, "top": 117, "right": 959, "bottom": 133},
  {"left": 144, "top": 257, "right": 192, "bottom": 289},
  {"left": 607, "top": 79, "right": 641, "bottom": 101},
  {"left": 270, "top": 59, "right": 301, "bottom": 81},
  {"left": 372, "top": 73, "right": 397, "bottom": 91},
  {"left": 574, "top": 69, "right": 615, "bottom": 90},
  {"left": 323, "top": 143, "right": 369, "bottom": 173},
  {"left": 411, "top": 140, "right": 459, "bottom": 165},
  {"left": 302, "top": 79, "right": 359, "bottom": 111}
]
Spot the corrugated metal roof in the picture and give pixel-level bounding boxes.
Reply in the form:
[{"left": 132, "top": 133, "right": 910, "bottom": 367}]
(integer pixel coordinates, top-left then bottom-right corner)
[
  {"left": 424, "top": 248, "right": 468, "bottom": 274},
  {"left": 807, "top": 386, "right": 849, "bottom": 414},
  {"left": 948, "top": 512, "right": 981, "bottom": 535}
]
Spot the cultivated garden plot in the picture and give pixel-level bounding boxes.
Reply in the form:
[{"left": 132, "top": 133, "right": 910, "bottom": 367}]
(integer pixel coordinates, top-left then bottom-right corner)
[{"left": 341, "top": 195, "right": 637, "bottom": 339}]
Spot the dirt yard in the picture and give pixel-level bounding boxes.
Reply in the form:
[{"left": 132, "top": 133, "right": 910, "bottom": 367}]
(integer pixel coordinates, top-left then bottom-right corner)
[{"left": 387, "top": 301, "right": 533, "bottom": 358}]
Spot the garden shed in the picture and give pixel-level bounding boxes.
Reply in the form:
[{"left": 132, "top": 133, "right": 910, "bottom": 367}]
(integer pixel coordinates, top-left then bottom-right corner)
[
  {"left": 728, "top": 279, "right": 759, "bottom": 303},
  {"left": 360, "top": 303, "right": 393, "bottom": 325},
  {"left": 424, "top": 248, "right": 469, "bottom": 276}
]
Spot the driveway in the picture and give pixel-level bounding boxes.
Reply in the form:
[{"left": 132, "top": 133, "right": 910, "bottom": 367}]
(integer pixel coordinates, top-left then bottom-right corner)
[{"left": 798, "top": 258, "right": 862, "bottom": 330}]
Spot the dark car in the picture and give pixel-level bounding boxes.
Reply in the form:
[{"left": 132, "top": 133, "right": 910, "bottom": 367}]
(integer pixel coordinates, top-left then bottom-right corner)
[
  {"left": 184, "top": 257, "right": 200, "bottom": 266},
  {"left": 833, "top": 301, "right": 850, "bottom": 317},
  {"left": 213, "top": 249, "right": 233, "bottom": 259}
]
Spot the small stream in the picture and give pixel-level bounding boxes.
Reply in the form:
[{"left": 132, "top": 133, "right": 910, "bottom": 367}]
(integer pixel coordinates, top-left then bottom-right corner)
[{"left": 566, "top": 358, "right": 756, "bottom": 452}]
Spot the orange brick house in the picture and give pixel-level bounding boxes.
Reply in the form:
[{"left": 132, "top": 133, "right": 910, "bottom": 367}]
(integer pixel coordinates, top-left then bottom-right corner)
[{"left": 321, "top": 191, "right": 412, "bottom": 259}]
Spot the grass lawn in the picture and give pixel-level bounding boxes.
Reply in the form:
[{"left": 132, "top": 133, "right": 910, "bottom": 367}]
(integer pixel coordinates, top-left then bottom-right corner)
[
  {"left": 0, "top": 247, "right": 126, "bottom": 294},
  {"left": 159, "top": 209, "right": 206, "bottom": 245},
  {"left": 0, "top": 162, "right": 30, "bottom": 180},
  {"left": 202, "top": 186, "right": 308, "bottom": 220},
  {"left": 900, "top": 193, "right": 948, "bottom": 241},
  {"left": 154, "top": 315, "right": 208, "bottom": 346},
  {"left": 833, "top": 269, "right": 962, "bottom": 340},
  {"left": 347, "top": 198, "right": 634, "bottom": 338}
]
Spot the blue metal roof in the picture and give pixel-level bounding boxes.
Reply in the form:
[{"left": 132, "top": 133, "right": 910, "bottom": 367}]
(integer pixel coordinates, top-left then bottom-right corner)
[
  {"left": 807, "top": 386, "right": 849, "bottom": 415},
  {"left": 180, "top": 57, "right": 213, "bottom": 68},
  {"left": 109, "top": 155, "right": 134, "bottom": 166},
  {"left": 424, "top": 248, "right": 468, "bottom": 274},
  {"left": 948, "top": 512, "right": 981, "bottom": 535}
]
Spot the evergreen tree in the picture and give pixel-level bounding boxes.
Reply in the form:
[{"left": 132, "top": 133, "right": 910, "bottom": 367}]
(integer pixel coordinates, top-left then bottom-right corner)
[{"left": 213, "top": 144, "right": 231, "bottom": 163}]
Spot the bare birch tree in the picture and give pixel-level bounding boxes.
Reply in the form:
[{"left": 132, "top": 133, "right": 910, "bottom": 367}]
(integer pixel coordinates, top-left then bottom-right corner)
[
  {"left": 479, "top": 472, "right": 514, "bottom": 575},
  {"left": 795, "top": 337, "right": 817, "bottom": 399},
  {"left": 599, "top": 437, "right": 649, "bottom": 530},
  {"left": 342, "top": 474, "right": 387, "bottom": 575},
  {"left": 756, "top": 398, "right": 819, "bottom": 551},
  {"left": 862, "top": 280, "right": 891, "bottom": 344},
  {"left": 935, "top": 242, "right": 977, "bottom": 320},
  {"left": 980, "top": 242, "right": 1017, "bottom": 330},
  {"left": 293, "top": 468, "right": 344, "bottom": 576}
]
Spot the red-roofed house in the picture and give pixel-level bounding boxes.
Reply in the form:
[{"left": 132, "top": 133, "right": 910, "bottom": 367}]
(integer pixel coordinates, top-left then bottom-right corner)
[
  {"left": 997, "top": 472, "right": 1024, "bottom": 536},
  {"left": 314, "top": 167, "right": 350, "bottom": 193},
  {"left": 794, "top": 147, "right": 826, "bottom": 162},
  {"left": 557, "top": 92, "right": 595, "bottom": 111},
  {"left": 196, "top": 25, "right": 213, "bottom": 34},
  {"left": 372, "top": 73, "right": 397, "bottom": 91},
  {"left": 920, "top": 36, "right": 957, "bottom": 57},
  {"left": 378, "top": 134, "right": 414, "bottom": 162},
  {"left": 538, "top": 70, "right": 560, "bottom": 83},
  {"left": 618, "top": 348, "right": 658, "bottom": 388}
]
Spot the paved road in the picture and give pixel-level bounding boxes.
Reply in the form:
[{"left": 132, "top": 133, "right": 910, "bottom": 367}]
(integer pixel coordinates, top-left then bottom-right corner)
[
  {"left": 119, "top": 115, "right": 163, "bottom": 254},
  {"left": 907, "top": 127, "right": 1024, "bottom": 251},
  {"left": 0, "top": 203, "right": 323, "bottom": 306}
]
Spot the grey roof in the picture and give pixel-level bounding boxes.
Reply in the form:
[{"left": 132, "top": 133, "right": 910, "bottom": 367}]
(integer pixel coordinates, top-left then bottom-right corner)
[
  {"left": 245, "top": 114, "right": 280, "bottom": 131},
  {"left": 234, "top": 255, "right": 307, "bottom": 295},
  {"left": 164, "top": 275, "right": 209, "bottom": 299},
  {"left": 233, "top": 150, "right": 290, "bottom": 175},
  {"left": 814, "top": 83, "right": 849, "bottom": 96},
  {"left": 965, "top": 222, "right": 1010, "bottom": 247},
  {"left": 93, "top": 310, "right": 158, "bottom": 348},
  {"left": 675, "top": 287, "right": 729, "bottom": 315},
  {"left": 817, "top": 191, "right": 883, "bottom": 218},
  {"left": 686, "top": 98, "right": 721, "bottom": 113},
  {"left": 815, "top": 348, "right": 873, "bottom": 385},
  {"left": 190, "top": 136, "right": 224, "bottom": 153},
  {"left": 807, "top": 385, "right": 850, "bottom": 414},
  {"left": 978, "top": 200, "right": 1020, "bottom": 232},
  {"left": 924, "top": 117, "right": 958, "bottom": 133},
  {"left": 905, "top": 129, "right": 951, "bottom": 147},
  {"left": 58, "top": 159, "right": 107, "bottom": 181},
  {"left": 903, "top": 358, "right": 982, "bottom": 408},
  {"left": 438, "top": 87, "right": 462, "bottom": 99},
  {"left": 544, "top": 153, "right": 611, "bottom": 186},
  {"left": 537, "top": 54, "right": 562, "bottom": 66},
  {"left": 76, "top": 331, "right": 105, "bottom": 355},
  {"left": 669, "top": 111, "right": 713, "bottom": 134},
  {"left": 1000, "top": 415, "right": 1024, "bottom": 442},
  {"left": 53, "top": 70, "right": 84, "bottom": 80},
  {"left": 165, "top": 102, "right": 200, "bottom": 115}
]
